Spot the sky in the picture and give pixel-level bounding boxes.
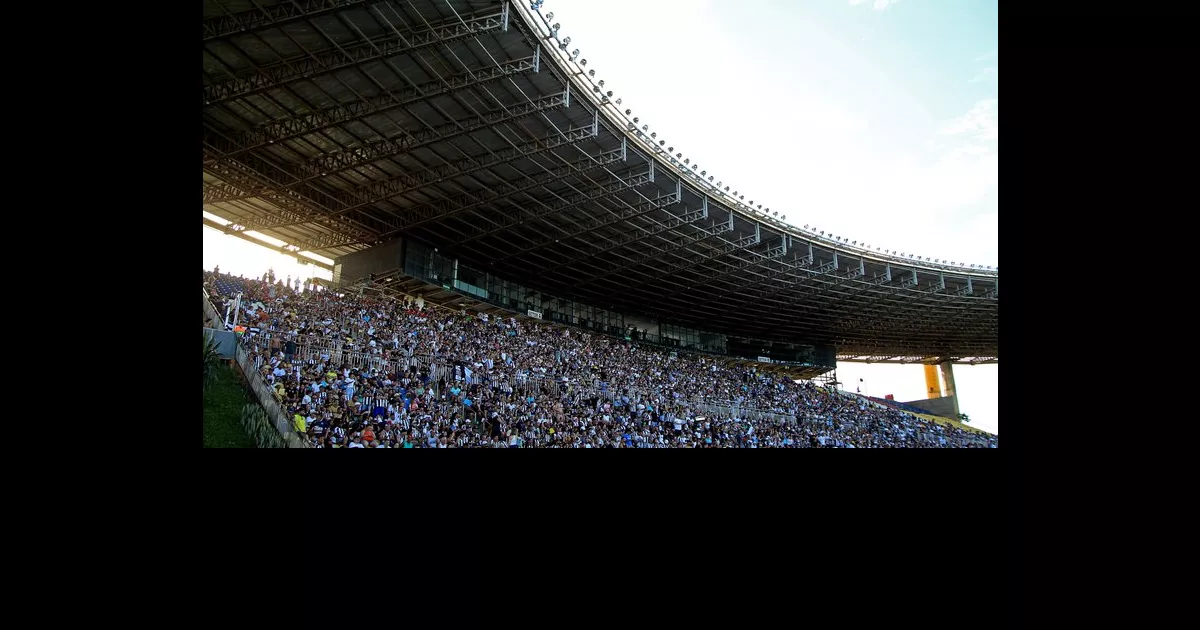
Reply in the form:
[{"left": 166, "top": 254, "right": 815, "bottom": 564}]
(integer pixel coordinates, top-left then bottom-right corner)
[
  {"left": 203, "top": 222, "right": 334, "bottom": 284},
  {"left": 201, "top": 0, "right": 999, "bottom": 434}
]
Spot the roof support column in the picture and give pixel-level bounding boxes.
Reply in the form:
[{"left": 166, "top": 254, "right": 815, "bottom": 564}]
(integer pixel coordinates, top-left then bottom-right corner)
[{"left": 940, "top": 361, "right": 961, "bottom": 419}]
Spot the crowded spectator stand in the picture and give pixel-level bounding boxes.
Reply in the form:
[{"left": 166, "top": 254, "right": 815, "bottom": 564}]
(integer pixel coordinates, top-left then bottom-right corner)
[{"left": 204, "top": 268, "right": 997, "bottom": 449}]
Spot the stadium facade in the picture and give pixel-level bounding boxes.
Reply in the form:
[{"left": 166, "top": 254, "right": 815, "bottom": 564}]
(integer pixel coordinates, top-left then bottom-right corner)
[{"left": 202, "top": 0, "right": 998, "bottom": 386}]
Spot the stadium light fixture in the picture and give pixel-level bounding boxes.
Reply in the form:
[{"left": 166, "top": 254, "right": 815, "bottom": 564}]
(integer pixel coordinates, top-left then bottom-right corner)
[
  {"left": 589, "top": 69, "right": 595, "bottom": 77},
  {"left": 581, "top": 59, "right": 587, "bottom": 66},
  {"left": 616, "top": 98, "right": 622, "bottom": 105},
  {"left": 606, "top": 91, "right": 613, "bottom": 97},
  {"left": 676, "top": 153, "right": 682, "bottom": 158},
  {"left": 708, "top": 176, "right": 714, "bottom": 181},
  {"left": 572, "top": 49, "right": 580, "bottom": 57},
  {"left": 684, "top": 158, "right": 690, "bottom": 164},
  {"left": 633, "top": 117, "right": 639, "bottom": 123},
  {"left": 552, "top": 22, "right": 560, "bottom": 31},
  {"left": 668, "top": 146, "right": 674, "bottom": 152},
  {"left": 651, "top": 132, "right": 657, "bottom": 138},
  {"left": 700, "top": 170, "right": 706, "bottom": 175},
  {"left": 625, "top": 109, "right": 631, "bottom": 115},
  {"left": 563, "top": 37, "right": 572, "bottom": 46},
  {"left": 642, "top": 125, "right": 648, "bottom": 131},
  {"left": 659, "top": 140, "right": 665, "bottom": 145},
  {"left": 598, "top": 80, "right": 605, "bottom": 87},
  {"left": 546, "top": 12, "right": 553, "bottom": 21},
  {"left": 724, "top": 186, "right": 730, "bottom": 191},
  {"left": 781, "top": 214, "right": 786, "bottom": 221}
]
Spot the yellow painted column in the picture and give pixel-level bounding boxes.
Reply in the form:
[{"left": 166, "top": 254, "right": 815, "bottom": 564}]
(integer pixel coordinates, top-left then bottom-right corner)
[{"left": 924, "top": 364, "right": 941, "bottom": 399}]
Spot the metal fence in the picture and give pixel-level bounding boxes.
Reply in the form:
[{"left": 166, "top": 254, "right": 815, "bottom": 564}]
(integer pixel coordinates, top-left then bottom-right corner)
[{"left": 232, "top": 341, "right": 310, "bottom": 448}]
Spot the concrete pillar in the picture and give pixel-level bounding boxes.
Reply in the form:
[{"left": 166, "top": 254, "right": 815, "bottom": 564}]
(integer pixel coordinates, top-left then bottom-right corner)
[
  {"left": 939, "top": 361, "right": 961, "bottom": 419},
  {"left": 924, "top": 364, "right": 940, "bottom": 399}
]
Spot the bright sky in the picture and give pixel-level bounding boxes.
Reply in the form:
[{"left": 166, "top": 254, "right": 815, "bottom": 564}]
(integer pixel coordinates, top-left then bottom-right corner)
[
  {"left": 203, "top": 222, "right": 334, "bottom": 284},
  {"left": 201, "top": 0, "right": 999, "bottom": 434}
]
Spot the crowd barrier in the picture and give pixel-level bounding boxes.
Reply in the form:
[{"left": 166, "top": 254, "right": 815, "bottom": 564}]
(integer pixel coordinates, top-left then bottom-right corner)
[{"left": 232, "top": 343, "right": 310, "bottom": 448}]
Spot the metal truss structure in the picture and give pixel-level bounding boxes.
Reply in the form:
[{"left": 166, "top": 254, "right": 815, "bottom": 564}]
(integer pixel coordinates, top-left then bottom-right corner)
[{"left": 202, "top": 0, "right": 999, "bottom": 365}]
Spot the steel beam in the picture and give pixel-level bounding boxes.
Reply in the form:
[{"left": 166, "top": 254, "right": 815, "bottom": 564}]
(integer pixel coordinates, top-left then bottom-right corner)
[
  {"left": 492, "top": 166, "right": 677, "bottom": 262},
  {"left": 202, "top": 0, "right": 372, "bottom": 42},
  {"left": 659, "top": 240, "right": 790, "bottom": 300},
  {"left": 202, "top": 10, "right": 506, "bottom": 105},
  {"left": 571, "top": 211, "right": 735, "bottom": 287},
  {"left": 203, "top": 56, "right": 538, "bottom": 168},
  {"left": 618, "top": 230, "right": 760, "bottom": 294},
  {"left": 299, "top": 91, "right": 567, "bottom": 179},
  {"left": 202, "top": 89, "right": 567, "bottom": 202},
  {"left": 452, "top": 165, "right": 654, "bottom": 242},
  {"left": 398, "top": 149, "right": 629, "bottom": 236},
  {"left": 310, "top": 121, "right": 594, "bottom": 221},
  {"left": 517, "top": 192, "right": 692, "bottom": 268},
  {"left": 203, "top": 181, "right": 248, "bottom": 204},
  {"left": 295, "top": 147, "right": 628, "bottom": 250},
  {"left": 202, "top": 142, "right": 376, "bottom": 245},
  {"left": 491, "top": 189, "right": 685, "bottom": 274}
]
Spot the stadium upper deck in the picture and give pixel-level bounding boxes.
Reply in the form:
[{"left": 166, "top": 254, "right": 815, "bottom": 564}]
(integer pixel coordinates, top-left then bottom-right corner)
[{"left": 202, "top": 0, "right": 999, "bottom": 364}]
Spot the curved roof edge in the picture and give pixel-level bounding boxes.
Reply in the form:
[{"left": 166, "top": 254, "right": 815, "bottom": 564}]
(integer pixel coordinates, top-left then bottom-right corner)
[{"left": 514, "top": 1, "right": 997, "bottom": 280}]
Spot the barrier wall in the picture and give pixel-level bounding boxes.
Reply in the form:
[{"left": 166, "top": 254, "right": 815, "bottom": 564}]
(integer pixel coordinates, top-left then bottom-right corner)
[
  {"left": 900, "top": 396, "right": 959, "bottom": 421},
  {"left": 202, "top": 289, "right": 224, "bottom": 329},
  {"left": 203, "top": 328, "right": 239, "bottom": 358},
  {"left": 233, "top": 342, "right": 310, "bottom": 448}
]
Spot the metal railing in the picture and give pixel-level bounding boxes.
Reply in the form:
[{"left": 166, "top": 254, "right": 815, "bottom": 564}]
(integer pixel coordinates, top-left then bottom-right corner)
[{"left": 233, "top": 342, "right": 310, "bottom": 448}]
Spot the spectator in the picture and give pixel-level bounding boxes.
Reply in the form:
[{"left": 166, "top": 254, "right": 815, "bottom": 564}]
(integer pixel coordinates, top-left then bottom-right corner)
[{"left": 205, "top": 268, "right": 998, "bottom": 449}]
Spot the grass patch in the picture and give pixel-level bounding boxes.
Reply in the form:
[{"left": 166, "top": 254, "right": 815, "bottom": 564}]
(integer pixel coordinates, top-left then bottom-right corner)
[{"left": 204, "top": 362, "right": 256, "bottom": 448}]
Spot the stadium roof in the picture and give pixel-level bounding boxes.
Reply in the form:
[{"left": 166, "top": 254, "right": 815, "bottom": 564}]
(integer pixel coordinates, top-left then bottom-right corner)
[{"left": 202, "top": 0, "right": 999, "bottom": 364}]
